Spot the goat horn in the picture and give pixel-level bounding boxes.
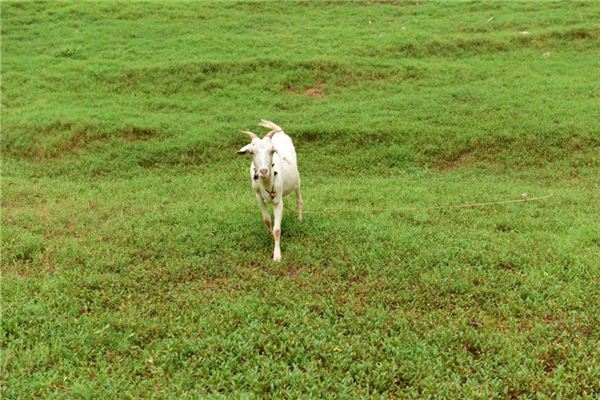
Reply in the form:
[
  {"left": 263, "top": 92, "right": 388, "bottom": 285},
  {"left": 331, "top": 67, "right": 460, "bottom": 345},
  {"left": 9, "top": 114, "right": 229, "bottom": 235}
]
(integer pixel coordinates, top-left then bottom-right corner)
[
  {"left": 240, "top": 130, "right": 257, "bottom": 140},
  {"left": 258, "top": 120, "right": 282, "bottom": 132},
  {"left": 264, "top": 129, "right": 280, "bottom": 139}
]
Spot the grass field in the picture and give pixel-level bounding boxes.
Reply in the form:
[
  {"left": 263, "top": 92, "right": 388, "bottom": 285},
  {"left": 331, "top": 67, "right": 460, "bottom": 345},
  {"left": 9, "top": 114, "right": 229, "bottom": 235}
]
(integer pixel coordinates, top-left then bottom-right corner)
[{"left": 2, "top": 1, "right": 599, "bottom": 398}]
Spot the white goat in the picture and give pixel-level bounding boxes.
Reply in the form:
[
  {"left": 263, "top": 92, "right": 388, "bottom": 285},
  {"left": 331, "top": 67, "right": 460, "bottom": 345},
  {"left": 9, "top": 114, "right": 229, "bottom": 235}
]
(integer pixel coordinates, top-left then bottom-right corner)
[{"left": 237, "top": 120, "right": 303, "bottom": 261}]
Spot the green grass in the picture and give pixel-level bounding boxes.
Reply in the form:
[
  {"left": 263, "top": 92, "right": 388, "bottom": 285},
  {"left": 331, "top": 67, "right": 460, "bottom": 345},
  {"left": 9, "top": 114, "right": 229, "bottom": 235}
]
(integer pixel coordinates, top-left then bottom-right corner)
[{"left": 2, "top": 1, "right": 599, "bottom": 398}]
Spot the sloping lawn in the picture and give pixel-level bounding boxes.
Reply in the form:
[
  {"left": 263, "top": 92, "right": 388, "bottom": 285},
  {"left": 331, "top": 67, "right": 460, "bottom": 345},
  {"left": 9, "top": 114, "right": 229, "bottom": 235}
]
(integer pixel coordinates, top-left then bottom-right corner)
[{"left": 2, "top": 1, "right": 599, "bottom": 398}]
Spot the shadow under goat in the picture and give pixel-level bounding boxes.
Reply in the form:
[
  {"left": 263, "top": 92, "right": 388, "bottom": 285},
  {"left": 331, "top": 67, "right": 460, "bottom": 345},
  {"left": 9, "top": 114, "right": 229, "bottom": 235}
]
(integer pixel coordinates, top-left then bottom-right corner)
[{"left": 237, "top": 120, "right": 303, "bottom": 261}]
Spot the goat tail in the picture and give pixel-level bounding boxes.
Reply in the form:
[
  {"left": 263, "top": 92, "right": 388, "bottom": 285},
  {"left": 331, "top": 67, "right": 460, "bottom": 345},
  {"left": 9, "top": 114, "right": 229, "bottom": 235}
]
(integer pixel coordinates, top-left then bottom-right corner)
[{"left": 258, "top": 120, "right": 283, "bottom": 132}]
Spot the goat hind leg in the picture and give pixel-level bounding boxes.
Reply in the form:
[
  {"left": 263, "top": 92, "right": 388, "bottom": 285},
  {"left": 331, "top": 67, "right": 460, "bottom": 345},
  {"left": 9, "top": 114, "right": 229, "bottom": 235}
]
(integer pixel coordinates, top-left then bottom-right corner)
[{"left": 295, "top": 186, "right": 303, "bottom": 221}]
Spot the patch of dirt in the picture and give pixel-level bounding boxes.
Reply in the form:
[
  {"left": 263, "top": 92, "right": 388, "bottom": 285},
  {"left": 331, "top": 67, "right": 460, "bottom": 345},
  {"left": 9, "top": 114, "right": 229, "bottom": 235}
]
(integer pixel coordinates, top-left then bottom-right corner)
[
  {"left": 544, "top": 363, "right": 556, "bottom": 373},
  {"left": 465, "top": 342, "right": 482, "bottom": 358},
  {"left": 578, "top": 325, "right": 593, "bottom": 337},
  {"left": 497, "top": 261, "right": 517, "bottom": 271},
  {"left": 495, "top": 223, "right": 513, "bottom": 232},
  {"left": 121, "top": 127, "right": 158, "bottom": 142},
  {"left": 285, "top": 85, "right": 327, "bottom": 99},
  {"left": 540, "top": 348, "right": 564, "bottom": 375},
  {"left": 287, "top": 267, "right": 301, "bottom": 279},
  {"left": 41, "top": 253, "right": 56, "bottom": 276},
  {"left": 303, "top": 87, "right": 326, "bottom": 98},
  {"left": 436, "top": 151, "right": 473, "bottom": 171}
]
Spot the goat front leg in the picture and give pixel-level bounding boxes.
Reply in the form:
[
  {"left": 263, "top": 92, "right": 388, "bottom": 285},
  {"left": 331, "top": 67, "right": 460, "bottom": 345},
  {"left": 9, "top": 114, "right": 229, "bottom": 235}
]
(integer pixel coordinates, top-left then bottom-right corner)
[
  {"left": 256, "top": 194, "right": 272, "bottom": 234},
  {"left": 272, "top": 200, "right": 283, "bottom": 261}
]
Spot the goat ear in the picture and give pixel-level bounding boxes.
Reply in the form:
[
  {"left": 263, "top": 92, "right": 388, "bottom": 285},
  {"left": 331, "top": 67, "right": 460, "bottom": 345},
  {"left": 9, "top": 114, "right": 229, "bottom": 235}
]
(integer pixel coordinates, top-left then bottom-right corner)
[{"left": 236, "top": 144, "right": 252, "bottom": 155}]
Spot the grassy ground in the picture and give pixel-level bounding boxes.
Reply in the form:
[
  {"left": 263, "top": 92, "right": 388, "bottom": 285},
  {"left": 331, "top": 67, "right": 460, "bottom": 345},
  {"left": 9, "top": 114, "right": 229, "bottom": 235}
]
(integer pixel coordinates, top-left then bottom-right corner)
[{"left": 2, "top": 1, "right": 599, "bottom": 398}]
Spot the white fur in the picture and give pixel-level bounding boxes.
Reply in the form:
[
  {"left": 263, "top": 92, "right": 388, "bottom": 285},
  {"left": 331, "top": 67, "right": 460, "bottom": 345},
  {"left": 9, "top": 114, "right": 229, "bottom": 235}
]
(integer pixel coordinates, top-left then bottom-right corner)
[{"left": 237, "top": 120, "right": 303, "bottom": 261}]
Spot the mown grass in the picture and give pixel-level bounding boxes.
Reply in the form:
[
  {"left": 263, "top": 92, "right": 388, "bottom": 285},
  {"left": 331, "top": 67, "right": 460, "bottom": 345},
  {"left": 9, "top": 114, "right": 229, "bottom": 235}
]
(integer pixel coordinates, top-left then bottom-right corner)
[{"left": 2, "top": 1, "right": 599, "bottom": 398}]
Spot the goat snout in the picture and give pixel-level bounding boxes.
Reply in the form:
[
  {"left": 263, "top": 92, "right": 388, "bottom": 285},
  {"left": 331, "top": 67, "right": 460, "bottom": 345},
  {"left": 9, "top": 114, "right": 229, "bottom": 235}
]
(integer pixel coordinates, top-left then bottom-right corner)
[{"left": 259, "top": 168, "right": 269, "bottom": 177}]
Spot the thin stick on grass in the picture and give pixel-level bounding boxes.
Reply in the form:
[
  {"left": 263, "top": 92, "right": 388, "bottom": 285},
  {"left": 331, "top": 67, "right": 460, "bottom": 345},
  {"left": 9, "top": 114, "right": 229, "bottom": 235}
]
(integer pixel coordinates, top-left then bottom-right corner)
[{"left": 281, "top": 194, "right": 553, "bottom": 215}]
